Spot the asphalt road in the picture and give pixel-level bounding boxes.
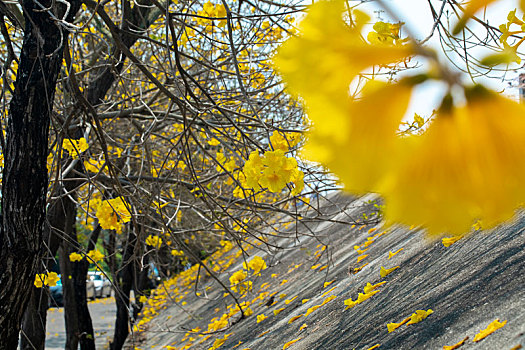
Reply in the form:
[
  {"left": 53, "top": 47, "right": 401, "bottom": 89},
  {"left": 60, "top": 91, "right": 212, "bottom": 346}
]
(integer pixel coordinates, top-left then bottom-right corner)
[{"left": 45, "top": 296, "right": 116, "bottom": 350}]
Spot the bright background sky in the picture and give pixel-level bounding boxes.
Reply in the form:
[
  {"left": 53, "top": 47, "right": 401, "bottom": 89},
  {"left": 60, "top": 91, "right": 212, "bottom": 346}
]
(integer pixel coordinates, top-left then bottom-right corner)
[{"left": 355, "top": 0, "right": 524, "bottom": 118}]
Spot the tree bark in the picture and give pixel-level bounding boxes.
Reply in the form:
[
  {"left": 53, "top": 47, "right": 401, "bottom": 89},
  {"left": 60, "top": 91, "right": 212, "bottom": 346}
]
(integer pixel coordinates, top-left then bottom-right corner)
[{"left": 0, "top": 0, "right": 80, "bottom": 346}]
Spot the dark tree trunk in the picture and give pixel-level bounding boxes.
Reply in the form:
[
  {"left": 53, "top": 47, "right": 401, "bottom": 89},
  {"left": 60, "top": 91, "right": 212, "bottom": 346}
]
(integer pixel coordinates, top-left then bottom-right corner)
[
  {"left": 0, "top": 0, "right": 80, "bottom": 346},
  {"left": 59, "top": 243, "right": 80, "bottom": 350},
  {"left": 21, "top": 174, "right": 81, "bottom": 350},
  {"left": 110, "top": 230, "right": 137, "bottom": 350},
  {"left": 20, "top": 287, "right": 49, "bottom": 350}
]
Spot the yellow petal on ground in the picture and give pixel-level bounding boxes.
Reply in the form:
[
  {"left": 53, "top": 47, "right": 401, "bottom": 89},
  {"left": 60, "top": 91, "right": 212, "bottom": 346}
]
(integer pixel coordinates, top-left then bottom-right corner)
[
  {"left": 356, "top": 291, "right": 379, "bottom": 304},
  {"left": 363, "top": 282, "right": 386, "bottom": 294},
  {"left": 473, "top": 319, "right": 507, "bottom": 342},
  {"left": 442, "top": 236, "right": 463, "bottom": 247},
  {"left": 323, "top": 280, "right": 335, "bottom": 288},
  {"left": 387, "top": 316, "right": 411, "bottom": 333},
  {"left": 352, "top": 263, "right": 368, "bottom": 275},
  {"left": 321, "top": 286, "right": 337, "bottom": 298},
  {"left": 366, "top": 345, "right": 381, "bottom": 350},
  {"left": 388, "top": 248, "right": 403, "bottom": 259},
  {"left": 344, "top": 298, "right": 357, "bottom": 310},
  {"left": 443, "top": 336, "right": 469, "bottom": 350},
  {"left": 380, "top": 266, "right": 400, "bottom": 278},
  {"left": 288, "top": 315, "right": 303, "bottom": 324},
  {"left": 283, "top": 338, "right": 302, "bottom": 350},
  {"left": 285, "top": 296, "right": 298, "bottom": 304},
  {"left": 304, "top": 305, "right": 321, "bottom": 316},
  {"left": 357, "top": 255, "right": 368, "bottom": 262},
  {"left": 273, "top": 308, "right": 286, "bottom": 316},
  {"left": 299, "top": 323, "right": 308, "bottom": 331},
  {"left": 406, "top": 309, "right": 433, "bottom": 325}
]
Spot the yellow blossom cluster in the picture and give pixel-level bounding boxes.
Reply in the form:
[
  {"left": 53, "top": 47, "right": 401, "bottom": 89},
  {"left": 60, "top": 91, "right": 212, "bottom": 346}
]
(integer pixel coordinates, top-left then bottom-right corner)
[
  {"left": 62, "top": 137, "right": 89, "bottom": 159},
  {"left": 69, "top": 252, "right": 83, "bottom": 262},
  {"left": 34, "top": 272, "right": 59, "bottom": 288},
  {"left": 276, "top": 0, "right": 525, "bottom": 236},
  {"left": 229, "top": 270, "right": 251, "bottom": 294},
  {"left": 241, "top": 148, "right": 304, "bottom": 195},
  {"left": 95, "top": 197, "right": 131, "bottom": 233},
  {"left": 87, "top": 249, "right": 104, "bottom": 263},
  {"left": 242, "top": 256, "right": 267, "bottom": 276},
  {"left": 145, "top": 235, "right": 162, "bottom": 249},
  {"left": 196, "top": 1, "right": 227, "bottom": 32}
]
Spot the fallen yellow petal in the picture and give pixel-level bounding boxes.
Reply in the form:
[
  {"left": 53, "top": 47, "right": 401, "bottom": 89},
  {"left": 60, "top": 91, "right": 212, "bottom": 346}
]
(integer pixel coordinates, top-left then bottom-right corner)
[
  {"left": 406, "top": 309, "right": 433, "bottom": 325},
  {"left": 473, "top": 319, "right": 507, "bottom": 342},
  {"left": 380, "top": 265, "right": 400, "bottom": 278},
  {"left": 299, "top": 323, "right": 308, "bottom": 331},
  {"left": 273, "top": 308, "right": 285, "bottom": 316},
  {"left": 352, "top": 263, "right": 368, "bottom": 275},
  {"left": 388, "top": 248, "right": 403, "bottom": 259},
  {"left": 283, "top": 338, "right": 301, "bottom": 349},
  {"left": 366, "top": 345, "right": 381, "bottom": 350},
  {"left": 304, "top": 305, "right": 321, "bottom": 316},
  {"left": 387, "top": 316, "right": 411, "bottom": 333},
  {"left": 357, "top": 254, "right": 368, "bottom": 262},
  {"left": 443, "top": 336, "right": 469, "bottom": 350},
  {"left": 363, "top": 281, "right": 386, "bottom": 294},
  {"left": 285, "top": 296, "right": 298, "bottom": 304},
  {"left": 288, "top": 315, "right": 303, "bottom": 324},
  {"left": 442, "top": 236, "right": 463, "bottom": 247},
  {"left": 323, "top": 280, "right": 335, "bottom": 288}
]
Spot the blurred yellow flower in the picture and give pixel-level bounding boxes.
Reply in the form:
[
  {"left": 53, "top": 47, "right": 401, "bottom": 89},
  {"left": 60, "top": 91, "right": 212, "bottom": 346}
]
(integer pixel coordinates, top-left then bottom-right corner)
[
  {"left": 146, "top": 235, "right": 162, "bottom": 249},
  {"left": 69, "top": 252, "right": 83, "bottom": 262},
  {"left": 87, "top": 249, "right": 104, "bottom": 263}
]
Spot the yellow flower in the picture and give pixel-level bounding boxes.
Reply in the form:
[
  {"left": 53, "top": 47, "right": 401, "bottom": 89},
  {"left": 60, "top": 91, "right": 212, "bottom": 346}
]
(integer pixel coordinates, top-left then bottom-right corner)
[
  {"left": 243, "top": 256, "right": 267, "bottom": 275},
  {"left": 473, "top": 319, "right": 507, "bottom": 342},
  {"left": 69, "top": 252, "right": 83, "bottom": 262},
  {"left": 34, "top": 273, "right": 47, "bottom": 288},
  {"left": 270, "top": 131, "right": 290, "bottom": 151},
  {"left": 145, "top": 235, "right": 162, "bottom": 249},
  {"left": 87, "top": 249, "right": 104, "bottom": 263},
  {"left": 96, "top": 197, "right": 131, "bottom": 233},
  {"left": 62, "top": 137, "right": 89, "bottom": 159},
  {"left": 256, "top": 314, "right": 267, "bottom": 323},
  {"left": 384, "top": 86, "right": 525, "bottom": 235},
  {"left": 46, "top": 272, "right": 60, "bottom": 287},
  {"left": 273, "top": 308, "right": 285, "bottom": 316},
  {"left": 387, "top": 316, "right": 411, "bottom": 333},
  {"left": 275, "top": 0, "right": 412, "bottom": 150}
]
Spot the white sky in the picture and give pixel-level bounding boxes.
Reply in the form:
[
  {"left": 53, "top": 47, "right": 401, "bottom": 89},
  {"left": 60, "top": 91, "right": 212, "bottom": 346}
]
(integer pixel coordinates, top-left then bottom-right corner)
[{"left": 356, "top": 0, "right": 524, "bottom": 118}]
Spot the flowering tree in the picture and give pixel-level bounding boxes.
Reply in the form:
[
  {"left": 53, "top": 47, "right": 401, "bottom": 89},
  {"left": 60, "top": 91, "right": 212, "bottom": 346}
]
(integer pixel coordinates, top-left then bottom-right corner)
[{"left": 1, "top": 0, "right": 522, "bottom": 348}]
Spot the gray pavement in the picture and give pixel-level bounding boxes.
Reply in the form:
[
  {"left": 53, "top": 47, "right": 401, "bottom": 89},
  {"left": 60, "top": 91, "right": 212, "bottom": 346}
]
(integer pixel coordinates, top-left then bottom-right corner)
[
  {"left": 45, "top": 296, "right": 116, "bottom": 350},
  {"left": 126, "top": 192, "right": 525, "bottom": 350}
]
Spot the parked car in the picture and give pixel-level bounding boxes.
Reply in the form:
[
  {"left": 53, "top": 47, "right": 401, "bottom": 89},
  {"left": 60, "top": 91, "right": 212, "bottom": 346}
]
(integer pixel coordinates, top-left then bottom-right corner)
[
  {"left": 88, "top": 271, "right": 112, "bottom": 298},
  {"left": 48, "top": 275, "right": 96, "bottom": 308}
]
